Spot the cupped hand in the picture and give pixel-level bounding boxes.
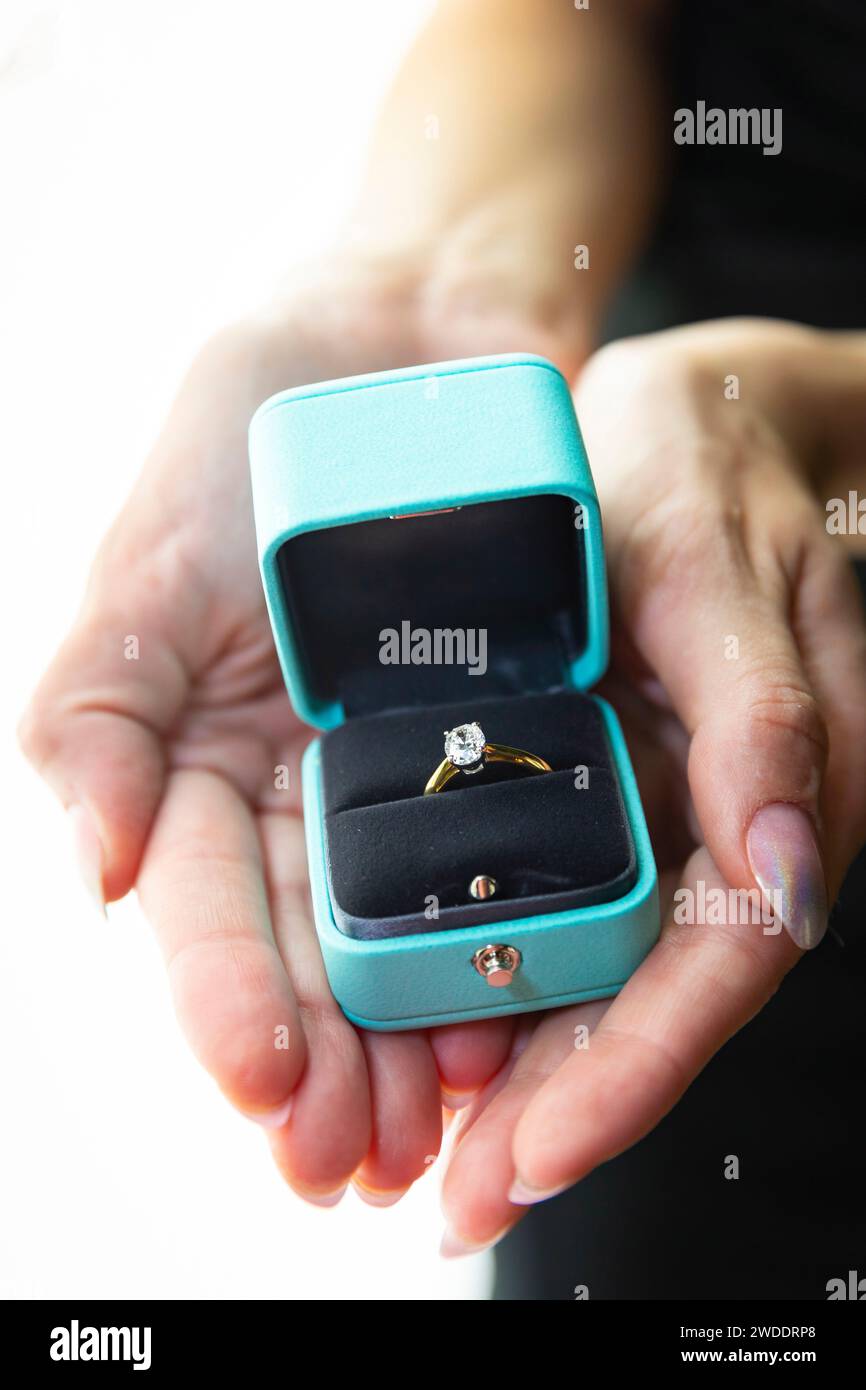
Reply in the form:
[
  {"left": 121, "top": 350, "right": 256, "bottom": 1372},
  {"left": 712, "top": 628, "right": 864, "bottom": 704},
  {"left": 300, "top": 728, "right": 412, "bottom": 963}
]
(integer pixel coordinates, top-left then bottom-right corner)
[
  {"left": 19, "top": 268, "right": 574, "bottom": 1206},
  {"left": 440, "top": 320, "right": 866, "bottom": 1253}
]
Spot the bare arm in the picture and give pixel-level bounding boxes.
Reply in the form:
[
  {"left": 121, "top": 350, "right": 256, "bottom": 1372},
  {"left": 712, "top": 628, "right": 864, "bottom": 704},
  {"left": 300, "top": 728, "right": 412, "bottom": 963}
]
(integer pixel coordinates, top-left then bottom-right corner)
[{"left": 345, "top": 0, "right": 669, "bottom": 370}]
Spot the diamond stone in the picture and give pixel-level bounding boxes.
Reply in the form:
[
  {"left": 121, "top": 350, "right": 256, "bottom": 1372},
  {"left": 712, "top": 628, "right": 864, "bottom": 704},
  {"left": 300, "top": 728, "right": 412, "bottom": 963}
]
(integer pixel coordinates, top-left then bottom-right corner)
[{"left": 444, "top": 722, "right": 486, "bottom": 767}]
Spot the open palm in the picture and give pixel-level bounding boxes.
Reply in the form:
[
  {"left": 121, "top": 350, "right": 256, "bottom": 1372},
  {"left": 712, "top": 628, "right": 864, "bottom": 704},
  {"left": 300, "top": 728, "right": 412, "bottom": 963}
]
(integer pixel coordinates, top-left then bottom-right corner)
[{"left": 20, "top": 292, "right": 547, "bottom": 1205}]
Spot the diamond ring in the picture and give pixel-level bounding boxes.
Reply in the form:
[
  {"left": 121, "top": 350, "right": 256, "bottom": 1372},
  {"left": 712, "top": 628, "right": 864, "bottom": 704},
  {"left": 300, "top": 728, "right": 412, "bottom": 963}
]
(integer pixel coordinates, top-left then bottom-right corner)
[{"left": 424, "top": 721, "right": 552, "bottom": 795}]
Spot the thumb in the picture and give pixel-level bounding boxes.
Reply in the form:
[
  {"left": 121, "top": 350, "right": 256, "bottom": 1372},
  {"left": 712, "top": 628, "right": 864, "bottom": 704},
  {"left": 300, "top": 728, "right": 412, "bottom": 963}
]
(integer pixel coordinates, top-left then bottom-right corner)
[
  {"left": 19, "top": 549, "right": 190, "bottom": 907},
  {"left": 622, "top": 532, "right": 829, "bottom": 949}
]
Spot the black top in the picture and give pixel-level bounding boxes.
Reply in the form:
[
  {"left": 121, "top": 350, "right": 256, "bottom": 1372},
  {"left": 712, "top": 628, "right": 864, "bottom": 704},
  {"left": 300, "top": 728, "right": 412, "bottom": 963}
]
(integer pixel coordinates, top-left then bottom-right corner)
[{"left": 606, "top": 0, "right": 866, "bottom": 336}]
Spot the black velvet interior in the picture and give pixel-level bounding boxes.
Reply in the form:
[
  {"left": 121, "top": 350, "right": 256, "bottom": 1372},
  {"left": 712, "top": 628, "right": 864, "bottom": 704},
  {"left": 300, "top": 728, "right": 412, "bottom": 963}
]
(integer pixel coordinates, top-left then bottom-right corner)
[
  {"left": 278, "top": 495, "right": 585, "bottom": 715},
  {"left": 277, "top": 494, "right": 633, "bottom": 940},
  {"left": 320, "top": 692, "right": 636, "bottom": 939}
]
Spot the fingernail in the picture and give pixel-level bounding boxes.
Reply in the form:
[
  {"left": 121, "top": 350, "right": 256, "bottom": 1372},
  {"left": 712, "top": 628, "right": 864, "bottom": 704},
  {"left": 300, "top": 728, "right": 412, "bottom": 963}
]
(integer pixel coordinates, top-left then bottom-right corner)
[
  {"left": 293, "top": 1183, "right": 348, "bottom": 1209},
  {"left": 351, "top": 1177, "right": 409, "bottom": 1208},
  {"left": 747, "top": 803, "right": 828, "bottom": 950},
  {"left": 439, "top": 1225, "right": 507, "bottom": 1259},
  {"left": 239, "top": 1097, "right": 293, "bottom": 1130},
  {"left": 68, "top": 804, "right": 106, "bottom": 918},
  {"left": 507, "top": 1177, "right": 570, "bottom": 1206},
  {"left": 440, "top": 1087, "right": 475, "bottom": 1112}
]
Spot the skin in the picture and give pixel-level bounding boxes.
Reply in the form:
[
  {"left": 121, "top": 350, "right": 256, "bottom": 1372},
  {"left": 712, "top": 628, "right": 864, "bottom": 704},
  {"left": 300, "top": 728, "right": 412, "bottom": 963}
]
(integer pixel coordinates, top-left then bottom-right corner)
[
  {"left": 19, "top": 2, "right": 866, "bottom": 1241},
  {"left": 19, "top": 289, "right": 535, "bottom": 1205},
  {"left": 441, "top": 321, "right": 866, "bottom": 1249}
]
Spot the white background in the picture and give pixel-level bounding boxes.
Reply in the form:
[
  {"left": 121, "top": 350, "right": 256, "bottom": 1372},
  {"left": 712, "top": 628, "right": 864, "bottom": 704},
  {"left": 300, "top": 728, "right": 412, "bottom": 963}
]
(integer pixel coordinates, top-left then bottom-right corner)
[{"left": 0, "top": 0, "right": 490, "bottom": 1300}]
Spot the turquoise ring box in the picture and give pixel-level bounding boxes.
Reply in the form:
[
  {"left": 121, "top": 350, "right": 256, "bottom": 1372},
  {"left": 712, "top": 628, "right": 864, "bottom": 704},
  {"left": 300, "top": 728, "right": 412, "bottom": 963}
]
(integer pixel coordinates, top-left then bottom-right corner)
[{"left": 249, "top": 354, "right": 659, "bottom": 1031}]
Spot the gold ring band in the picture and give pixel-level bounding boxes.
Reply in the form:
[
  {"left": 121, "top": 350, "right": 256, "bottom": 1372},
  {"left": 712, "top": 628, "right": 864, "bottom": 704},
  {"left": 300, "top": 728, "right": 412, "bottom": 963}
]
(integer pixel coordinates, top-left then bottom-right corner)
[{"left": 424, "top": 722, "right": 552, "bottom": 795}]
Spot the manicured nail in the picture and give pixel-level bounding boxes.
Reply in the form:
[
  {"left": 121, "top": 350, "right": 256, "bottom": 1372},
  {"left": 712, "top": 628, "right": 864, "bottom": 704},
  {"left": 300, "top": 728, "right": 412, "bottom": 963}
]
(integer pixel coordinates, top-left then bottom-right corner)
[
  {"left": 351, "top": 1177, "right": 409, "bottom": 1209},
  {"left": 440, "top": 1225, "right": 505, "bottom": 1259},
  {"left": 293, "top": 1183, "right": 348, "bottom": 1209},
  {"left": 507, "top": 1177, "right": 570, "bottom": 1206},
  {"left": 747, "top": 803, "right": 828, "bottom": 950},
  {"left": 68, "top": 804, "right": 106, "bottom": 917},
  {"left": 239, "top": 1097, "right": 293, "bottom": 1130}
]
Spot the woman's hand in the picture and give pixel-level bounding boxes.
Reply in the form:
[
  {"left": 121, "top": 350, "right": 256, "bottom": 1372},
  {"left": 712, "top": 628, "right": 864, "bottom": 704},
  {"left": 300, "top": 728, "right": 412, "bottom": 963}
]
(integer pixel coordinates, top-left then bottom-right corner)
[
  {"left": 18, "top": 266, "right": 573, "bottom": 1207},
  {"left": 440, "top": 320, "right": 866, "bottom": 1254}
]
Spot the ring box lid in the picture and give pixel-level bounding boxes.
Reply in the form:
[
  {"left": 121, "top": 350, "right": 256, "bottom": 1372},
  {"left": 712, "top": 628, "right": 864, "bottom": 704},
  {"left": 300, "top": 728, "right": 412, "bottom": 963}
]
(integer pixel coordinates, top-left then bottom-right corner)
[{"left": 249, "top": 354, "right": 609, "bottom": 729}]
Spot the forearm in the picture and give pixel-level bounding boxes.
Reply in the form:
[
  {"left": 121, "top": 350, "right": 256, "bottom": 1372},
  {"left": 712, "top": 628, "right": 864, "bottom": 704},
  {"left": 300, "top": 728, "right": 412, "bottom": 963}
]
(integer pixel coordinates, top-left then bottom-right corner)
[{"left": 345, "top": 0, "right": 668, "bottom": 356}]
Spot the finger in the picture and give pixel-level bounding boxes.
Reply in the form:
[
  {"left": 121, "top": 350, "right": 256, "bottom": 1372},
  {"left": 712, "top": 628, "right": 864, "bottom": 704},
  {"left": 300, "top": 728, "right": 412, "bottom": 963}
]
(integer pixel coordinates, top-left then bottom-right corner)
[
  {"left": 352, "top": 1031, "right": 442, "bottom": 1206},
  {"left": 259, "top": 813, "right": 372, "bottom": 1204},
  {"left": 597, "top": 666, "right": 696, "bottom": 872},
  {"left": 790, "top": 538, "right": 866, "bottom": 885},
  {"left": 441, "top": 847, "right": 798, "bottom": 1250},
  {"left": 509, "top": 846, "right": 798, "bottom": 1204},
  {"left": 137, "top": 770, "right": 304, "bottom": 1126},
  {"left": 596, "top": 450, "right": 831, "bottom": 949},
  {"left": 19, "top": 528, "right": 194, "bottom": 904},
  {"left": 438, "top": 1008, "right": 602, "bottom": 1253},
  {"left": 431, "top": 1018, "right": 517, "bottom": 1110}
]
